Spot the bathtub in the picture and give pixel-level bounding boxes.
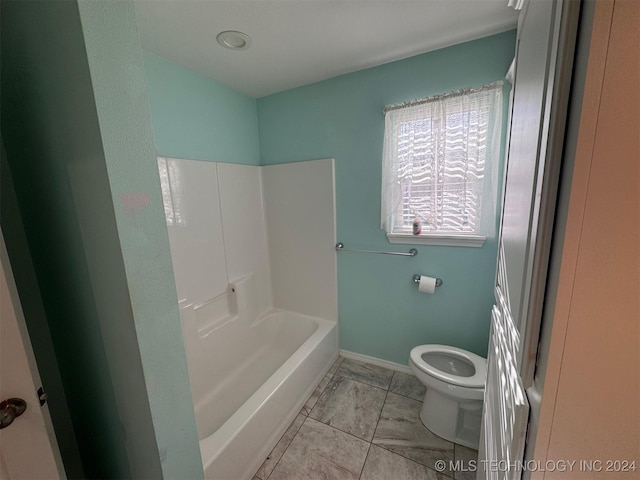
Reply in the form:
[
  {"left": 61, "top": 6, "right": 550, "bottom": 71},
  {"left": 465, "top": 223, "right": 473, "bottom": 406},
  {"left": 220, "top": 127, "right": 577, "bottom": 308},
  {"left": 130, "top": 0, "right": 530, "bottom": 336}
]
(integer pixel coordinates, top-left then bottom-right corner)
[{"left": 179, "top": 277, "right": 338, "bottom": 480}]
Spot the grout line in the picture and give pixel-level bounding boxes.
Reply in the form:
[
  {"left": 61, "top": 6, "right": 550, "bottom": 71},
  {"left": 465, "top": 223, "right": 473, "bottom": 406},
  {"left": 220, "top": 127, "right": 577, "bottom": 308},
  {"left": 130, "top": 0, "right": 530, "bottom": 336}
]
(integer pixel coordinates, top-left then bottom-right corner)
[
  {"left": 262, "top": 416, "right": 308, "bottom": 480},
  {"left": 389, "top": 389, "right": 425, "bottom": 402},
  {"left": 262, "top": 357, "right": 434, "bottom": 479},
  {"left": 307, "top": 409, "right": 377, "bottom": 443},
  {"left": 305, "top": 372, "right": 334, "bottom": 416},
  {"left": 256, "top": 399, "right": 312, "bottom": 479},
  {"left": 373, "top": 382, "right": 458, "bottom": 477},
  {"left": 357, "top": 442, "right": 373, "bottom": 480},
  {"left": 372, "top": 442, "right": 456, "bottom": 479},
  {"left": 273, "top": 358, "right": 468, "bottom": 479},
  {"left": 332, "top": 366, "right": 395, "bottom": 391},
  {"left": 307, "top": 375, "right": 388, "bottom": 443},
  {"left": 372, "top": 388, "right": 390, "bottom": 442},
  {"left": 302, "top": 356, "right": 342, "bottom": 415},
  {"left": 306, "top": 416, "right": 374, "bottom": 446}
]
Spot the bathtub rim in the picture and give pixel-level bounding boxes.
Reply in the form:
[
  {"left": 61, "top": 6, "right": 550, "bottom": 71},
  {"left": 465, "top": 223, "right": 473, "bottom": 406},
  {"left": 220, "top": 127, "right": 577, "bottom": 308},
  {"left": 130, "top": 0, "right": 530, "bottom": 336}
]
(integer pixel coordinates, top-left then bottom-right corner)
[
  {"left": 191, "top": 307, "right": 321, "bottom": 437},
  {"left": 199, "top": 309, "right": 337, "bottom": 475}
]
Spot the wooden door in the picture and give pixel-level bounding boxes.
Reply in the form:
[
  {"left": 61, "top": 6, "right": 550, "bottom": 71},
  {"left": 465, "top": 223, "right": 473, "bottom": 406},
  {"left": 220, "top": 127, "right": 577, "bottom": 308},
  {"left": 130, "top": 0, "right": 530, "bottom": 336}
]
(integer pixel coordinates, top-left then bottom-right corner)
[
  {"left": 479, "top": 0, "right": 580, "bottom": 478},
  {"left": 0, "top": 231, "right": 64, "bottom": 479}
]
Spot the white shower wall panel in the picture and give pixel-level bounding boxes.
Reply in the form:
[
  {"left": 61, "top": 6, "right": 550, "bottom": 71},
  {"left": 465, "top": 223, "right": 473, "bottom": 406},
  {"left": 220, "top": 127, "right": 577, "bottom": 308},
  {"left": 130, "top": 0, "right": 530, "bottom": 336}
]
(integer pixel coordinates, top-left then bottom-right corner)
[
  {"left": 158, "top": 157, "right": 228, "bottom": 306},
  {"left": 262, "top": 159, "right": 337, "bottom": 322},
  {"left": 217, "top": 163, "right": 273, "bottom": 318},
  {"left": 159, "top": 157, "right": 336, "bottom": 323}
]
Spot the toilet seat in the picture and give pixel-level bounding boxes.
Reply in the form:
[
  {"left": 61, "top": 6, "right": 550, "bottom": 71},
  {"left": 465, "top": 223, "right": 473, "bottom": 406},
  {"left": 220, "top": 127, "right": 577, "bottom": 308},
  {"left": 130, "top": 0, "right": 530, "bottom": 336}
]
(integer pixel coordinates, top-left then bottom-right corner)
[{"left": 410, "top": 344, "right": 486, "bottom": 388}]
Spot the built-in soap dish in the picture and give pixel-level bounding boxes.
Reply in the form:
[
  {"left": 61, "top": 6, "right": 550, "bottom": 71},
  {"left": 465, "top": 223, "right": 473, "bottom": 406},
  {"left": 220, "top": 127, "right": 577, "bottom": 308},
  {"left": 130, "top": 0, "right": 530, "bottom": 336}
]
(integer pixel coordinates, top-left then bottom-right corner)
[{"left": 195, "top": 288, "right": 238, "bottom": 337}]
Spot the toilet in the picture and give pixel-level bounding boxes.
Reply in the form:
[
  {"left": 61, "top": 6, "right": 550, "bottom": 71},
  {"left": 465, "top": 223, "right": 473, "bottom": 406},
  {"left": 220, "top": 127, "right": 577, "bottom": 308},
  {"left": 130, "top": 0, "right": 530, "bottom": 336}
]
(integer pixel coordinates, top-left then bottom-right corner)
[{"left": 409, "top": 344, "right": 487, "bottom": 449}]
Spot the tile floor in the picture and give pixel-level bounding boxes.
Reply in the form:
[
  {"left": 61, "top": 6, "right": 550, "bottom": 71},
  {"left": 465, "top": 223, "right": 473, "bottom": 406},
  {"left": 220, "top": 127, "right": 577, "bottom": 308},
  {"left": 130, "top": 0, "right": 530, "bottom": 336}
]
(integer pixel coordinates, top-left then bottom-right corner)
[{"left": 253, "top": 356, "right": 478, "bottom": 480}]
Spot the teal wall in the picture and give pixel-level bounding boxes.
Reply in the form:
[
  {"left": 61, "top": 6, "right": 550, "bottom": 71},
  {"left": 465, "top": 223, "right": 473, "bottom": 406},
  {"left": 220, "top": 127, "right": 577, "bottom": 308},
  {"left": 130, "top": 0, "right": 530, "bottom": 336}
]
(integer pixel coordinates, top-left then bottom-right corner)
[
  {"left": 1, "top": 1, "right": 202, "bottom": 478},
  {"left": 77, "top": 3, "right": 203, "bottom": 478},
  {"left": 143, "top": 51, "right": 260, "bottom": 165},
  {"left": 257, "top": 31, "right": 516, "bottom": 363},
  {"left": 2, "top": 4, "right": 513, "bottom": 479}
]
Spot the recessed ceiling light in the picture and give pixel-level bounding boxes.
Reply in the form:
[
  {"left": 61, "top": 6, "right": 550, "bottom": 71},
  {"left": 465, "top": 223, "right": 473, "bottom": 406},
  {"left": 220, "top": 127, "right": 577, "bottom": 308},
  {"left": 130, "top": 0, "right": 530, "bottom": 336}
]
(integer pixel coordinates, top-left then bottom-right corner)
[{"left": 216, "top": 31, "right": 252, "bottom": 51}]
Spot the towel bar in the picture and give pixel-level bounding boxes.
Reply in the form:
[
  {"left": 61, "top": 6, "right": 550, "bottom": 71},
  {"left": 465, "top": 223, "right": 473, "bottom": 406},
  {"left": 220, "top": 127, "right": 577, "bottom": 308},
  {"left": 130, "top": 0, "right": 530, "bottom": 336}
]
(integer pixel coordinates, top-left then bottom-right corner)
[{"left": 335, "top": 242, "right": 417, "bottom": 257}]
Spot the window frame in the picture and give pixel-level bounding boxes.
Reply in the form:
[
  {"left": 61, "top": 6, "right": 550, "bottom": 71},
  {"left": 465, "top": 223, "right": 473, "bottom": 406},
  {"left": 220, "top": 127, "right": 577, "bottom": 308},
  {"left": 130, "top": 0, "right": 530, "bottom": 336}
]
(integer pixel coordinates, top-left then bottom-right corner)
[
  {"left": 386, "top": 232, "right": 486, "bottom": 247},
  {"left": 381, "top": 82, "right": 503, "bottom": 248}
]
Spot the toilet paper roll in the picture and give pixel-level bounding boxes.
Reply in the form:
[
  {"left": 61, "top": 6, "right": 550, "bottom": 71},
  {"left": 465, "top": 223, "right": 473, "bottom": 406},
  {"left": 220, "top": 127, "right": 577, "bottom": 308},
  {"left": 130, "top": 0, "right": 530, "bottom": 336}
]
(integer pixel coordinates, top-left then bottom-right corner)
[{"left": 418, "top": 275, "right": 437, "bottom": 294}]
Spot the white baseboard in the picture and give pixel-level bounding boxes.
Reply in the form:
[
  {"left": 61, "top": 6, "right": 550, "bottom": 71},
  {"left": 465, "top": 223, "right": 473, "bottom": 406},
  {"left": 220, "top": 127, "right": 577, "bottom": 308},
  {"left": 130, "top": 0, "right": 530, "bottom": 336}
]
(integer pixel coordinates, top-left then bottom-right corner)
[{"left": 339, "top": 349, "right": 412, "bottom": 375}]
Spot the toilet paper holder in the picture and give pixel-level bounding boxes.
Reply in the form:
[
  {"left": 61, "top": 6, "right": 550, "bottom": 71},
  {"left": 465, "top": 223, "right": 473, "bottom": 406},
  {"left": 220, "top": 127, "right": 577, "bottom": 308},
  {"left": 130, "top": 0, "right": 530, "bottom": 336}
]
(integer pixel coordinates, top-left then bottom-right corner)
[{"left": 413, "top": 274, "right": 443, "bottom": 288}]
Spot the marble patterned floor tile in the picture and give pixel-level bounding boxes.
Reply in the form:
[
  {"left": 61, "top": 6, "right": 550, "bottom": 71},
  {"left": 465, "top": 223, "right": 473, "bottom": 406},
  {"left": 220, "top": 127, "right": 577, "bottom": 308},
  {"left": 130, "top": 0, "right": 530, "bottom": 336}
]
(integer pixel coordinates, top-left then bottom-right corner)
[
  {"left": 373, "top": 392, "right": 454, "bottom": 475},
  {"left": 334, "top": 358, "right": 394, "bottom": 390},
  {"left": 300, "top": 373, "right": 333, "bottom": 415},
  {"left": 390, "top": 371, "right": 426, "bottom": 402},
  {"left": 327, "top": 356, "right": 344, "bottom": 375},
  {"left": 361, "top": 444, "right": 448, "bottom": 480},
  {"left": 255, "top": 414, "right": 306, "bottom": 480},
  {"left": 267, "top": 417, "right": 370, "bottom": 480},
  {"left": 454, "top": 444, "right": 478, "bottom": 480},
  {"left": 309, "top": 375, "right": 387, "bottom": 441}
]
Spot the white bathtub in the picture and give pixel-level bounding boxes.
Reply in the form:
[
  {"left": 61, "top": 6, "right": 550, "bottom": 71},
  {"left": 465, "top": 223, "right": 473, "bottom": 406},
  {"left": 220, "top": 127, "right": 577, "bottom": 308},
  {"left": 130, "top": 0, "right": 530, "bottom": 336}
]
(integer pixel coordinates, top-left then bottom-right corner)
[{"left": 180, "top": 277, "right": 338, "bottom": 480}]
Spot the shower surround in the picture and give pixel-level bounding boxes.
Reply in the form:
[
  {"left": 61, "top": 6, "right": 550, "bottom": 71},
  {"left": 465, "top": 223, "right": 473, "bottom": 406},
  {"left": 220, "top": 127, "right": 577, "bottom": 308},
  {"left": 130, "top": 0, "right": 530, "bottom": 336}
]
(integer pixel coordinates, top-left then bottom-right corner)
[{"left": 158, "top": 157, "right": 338, "bottom": 479}]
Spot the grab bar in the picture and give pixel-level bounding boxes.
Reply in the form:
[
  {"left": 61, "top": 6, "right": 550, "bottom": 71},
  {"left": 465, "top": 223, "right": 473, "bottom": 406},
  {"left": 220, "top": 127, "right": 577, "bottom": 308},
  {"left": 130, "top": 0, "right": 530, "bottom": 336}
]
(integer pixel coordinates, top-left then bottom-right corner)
[
  {"left": 193, "top": 288, "right": 235, "bottom": 311},
  {"left": 335, "top": 242, "right": 417, "bottom": 257}
]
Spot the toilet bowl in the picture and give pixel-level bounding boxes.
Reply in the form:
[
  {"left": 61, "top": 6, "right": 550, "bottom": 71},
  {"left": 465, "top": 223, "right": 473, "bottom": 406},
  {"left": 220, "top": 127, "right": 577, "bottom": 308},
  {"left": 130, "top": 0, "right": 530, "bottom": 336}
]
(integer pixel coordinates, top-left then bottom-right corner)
[{"left": 409, "top": 344, "right": 487, "bottom": 449}]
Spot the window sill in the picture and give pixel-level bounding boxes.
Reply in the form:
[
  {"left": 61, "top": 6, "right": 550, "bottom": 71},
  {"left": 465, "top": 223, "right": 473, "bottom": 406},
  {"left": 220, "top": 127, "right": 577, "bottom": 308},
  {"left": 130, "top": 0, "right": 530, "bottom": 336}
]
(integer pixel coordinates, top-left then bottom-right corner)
[{"left": 386, "top": 233, "right": 486, "bottom": 247}]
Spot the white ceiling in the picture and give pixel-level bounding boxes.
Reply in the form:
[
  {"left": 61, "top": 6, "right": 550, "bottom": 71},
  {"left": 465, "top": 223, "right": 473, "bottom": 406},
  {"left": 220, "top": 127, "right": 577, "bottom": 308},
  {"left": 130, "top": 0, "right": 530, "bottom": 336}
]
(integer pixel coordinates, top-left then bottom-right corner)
[{"left": 134, "top": 1, "right": 518, "bottom": 98}]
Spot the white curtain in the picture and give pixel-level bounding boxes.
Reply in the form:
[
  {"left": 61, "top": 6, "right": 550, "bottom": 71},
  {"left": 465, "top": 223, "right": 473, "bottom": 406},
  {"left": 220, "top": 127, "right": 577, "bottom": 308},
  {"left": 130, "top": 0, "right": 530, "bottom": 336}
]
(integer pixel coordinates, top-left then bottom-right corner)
[{"left": 381, "top": 82, "right": 503, "bottom": 237}]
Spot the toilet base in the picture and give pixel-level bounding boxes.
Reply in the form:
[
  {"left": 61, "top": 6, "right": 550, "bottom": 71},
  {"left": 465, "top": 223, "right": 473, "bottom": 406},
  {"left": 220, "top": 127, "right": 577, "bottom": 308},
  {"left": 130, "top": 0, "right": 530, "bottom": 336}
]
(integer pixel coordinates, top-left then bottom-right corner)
[{"left": 419, "top": 387, "right": 482, "bottom": 450}]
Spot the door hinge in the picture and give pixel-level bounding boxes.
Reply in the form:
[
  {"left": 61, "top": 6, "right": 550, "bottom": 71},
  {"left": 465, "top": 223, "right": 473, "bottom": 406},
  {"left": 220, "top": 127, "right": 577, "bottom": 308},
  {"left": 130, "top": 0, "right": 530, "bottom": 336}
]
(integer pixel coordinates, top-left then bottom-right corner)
[{"left": 37, "top": 387, "right": 48, "bottom": 406}]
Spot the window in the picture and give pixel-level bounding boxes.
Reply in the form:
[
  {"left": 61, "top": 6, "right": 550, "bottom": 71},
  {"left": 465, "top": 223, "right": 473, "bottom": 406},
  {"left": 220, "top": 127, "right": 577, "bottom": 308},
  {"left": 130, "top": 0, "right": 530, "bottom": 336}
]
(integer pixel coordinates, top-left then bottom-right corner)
[
  {"left": 158, "top": 157, "right": 186, "bottom": 226},
  {"left": 381, "top": 82, "right": 503, "bottom": 247}
]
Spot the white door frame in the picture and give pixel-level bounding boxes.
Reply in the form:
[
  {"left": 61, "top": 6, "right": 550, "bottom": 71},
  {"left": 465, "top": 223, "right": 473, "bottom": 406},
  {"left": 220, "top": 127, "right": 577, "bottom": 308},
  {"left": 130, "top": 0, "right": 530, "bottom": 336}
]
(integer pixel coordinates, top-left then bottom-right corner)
[
  {"left": 478, "top": 1, "right": 582, "bottom": 478},
  {"left": 0, "top": 229, "right": 65, "bottom": 479}
]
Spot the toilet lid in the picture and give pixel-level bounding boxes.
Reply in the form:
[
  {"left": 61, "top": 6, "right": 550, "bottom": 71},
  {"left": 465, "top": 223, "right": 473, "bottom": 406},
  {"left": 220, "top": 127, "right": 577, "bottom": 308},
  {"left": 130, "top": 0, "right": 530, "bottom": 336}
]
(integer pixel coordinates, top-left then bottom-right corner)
[{"left": 410, "top": 344, "right": 487, "bottom": 388}]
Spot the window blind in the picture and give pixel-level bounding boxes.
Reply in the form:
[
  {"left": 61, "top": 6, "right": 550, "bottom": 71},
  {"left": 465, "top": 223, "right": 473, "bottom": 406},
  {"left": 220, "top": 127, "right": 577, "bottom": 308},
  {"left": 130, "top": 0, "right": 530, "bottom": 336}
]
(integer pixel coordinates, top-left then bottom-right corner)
[{"left": 381, "top": 82, "right": 503, "bottom": 238}]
